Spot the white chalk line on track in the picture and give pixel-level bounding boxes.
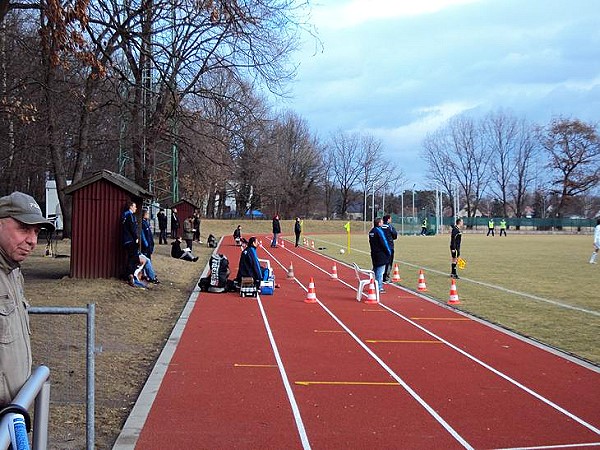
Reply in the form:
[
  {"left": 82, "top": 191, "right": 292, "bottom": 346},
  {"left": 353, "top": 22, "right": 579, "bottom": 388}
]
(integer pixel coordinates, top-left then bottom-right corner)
[
  {"left": 497, "top": 442, "right": 600, "bottom": 449},
  {"left": 255, "top": 293, "right": 312, "bottom": 450},
  {"left": 313, "top": 237, "right": 600, "bottom": 318},
  {"left": 262, "top": 244, "right": 600, "bottom": 448},
  {"left": 261, "top": 245, "right": 475, "bottom": 450}
]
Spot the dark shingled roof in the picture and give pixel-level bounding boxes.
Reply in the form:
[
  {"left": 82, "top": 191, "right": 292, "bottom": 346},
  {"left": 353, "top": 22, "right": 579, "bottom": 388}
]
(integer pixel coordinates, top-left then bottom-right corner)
[{"left": 64, "top": 169, "right": 153, "bottom": 199}]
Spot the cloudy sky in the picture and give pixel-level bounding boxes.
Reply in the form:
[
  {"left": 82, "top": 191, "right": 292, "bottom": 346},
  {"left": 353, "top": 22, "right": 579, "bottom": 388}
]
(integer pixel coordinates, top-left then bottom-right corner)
[{"left": 271, "top": 0, "right": 600, "bottom": 188}]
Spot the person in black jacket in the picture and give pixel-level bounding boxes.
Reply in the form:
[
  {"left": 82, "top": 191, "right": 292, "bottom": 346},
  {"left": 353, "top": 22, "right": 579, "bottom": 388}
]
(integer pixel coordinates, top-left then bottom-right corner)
[
  {"left": 450, "top": 218, "right": 463, "bottom": 279},
  {"left": 171, "top": 237, "right": 198, "bottom": 262},
  {"left": 171, "top": 207, "right": 179, "bottom": 238},
  {"left": 271, "top": 214, "right": 281, "bottom": 247},
  {"left": 236, "top": 236, "right": 265, "bottom": 286},
  {"left": 294, "top": 217, "right": 302, "bottom": 247},
  {"left": 369, "top": 217, "right": 391, "bottom": 293},
  {"left": 121, "top": 201, "right": 139, "bottom": 277},
  {"left": 381, "top": 214, "right": 398, "bottom": 282},
  {"left": 157, "top": 208, "right": 168, "bottom": 244}
]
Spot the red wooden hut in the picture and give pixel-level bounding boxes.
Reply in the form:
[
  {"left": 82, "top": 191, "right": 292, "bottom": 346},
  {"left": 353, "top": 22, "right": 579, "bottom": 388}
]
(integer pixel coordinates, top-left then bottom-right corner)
[
  {"left": 170, "top": 199, "right": 200, "bottom": 236},
  {"left": 64, "top": 170, "right": 152, "bottom": 279}
]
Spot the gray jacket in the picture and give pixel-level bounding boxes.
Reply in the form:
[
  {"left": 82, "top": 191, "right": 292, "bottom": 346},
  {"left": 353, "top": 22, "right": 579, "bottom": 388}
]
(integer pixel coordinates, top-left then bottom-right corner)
[{"left": 0, "top": 249, "right": 31, "bottom": 408}]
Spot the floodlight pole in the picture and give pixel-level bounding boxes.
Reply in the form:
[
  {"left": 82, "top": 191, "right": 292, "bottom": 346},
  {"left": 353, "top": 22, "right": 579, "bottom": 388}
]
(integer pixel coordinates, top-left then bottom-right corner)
[
  {"left": 412, "top": 183, "right": 416, "bottom": 233},
  {"left": 401, "top": 191, "right": 404, "bottom": 235}
]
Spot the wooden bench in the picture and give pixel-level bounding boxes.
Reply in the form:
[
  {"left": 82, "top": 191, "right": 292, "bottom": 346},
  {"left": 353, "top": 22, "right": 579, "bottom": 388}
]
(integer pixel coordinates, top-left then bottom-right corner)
[{"left": 351, "top": 263, "right": 379, "bottom": 302}]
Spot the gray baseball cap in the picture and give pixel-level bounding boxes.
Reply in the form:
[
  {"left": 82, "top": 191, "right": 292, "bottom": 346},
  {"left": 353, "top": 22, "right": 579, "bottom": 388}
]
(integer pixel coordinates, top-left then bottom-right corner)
[{"left": 0, "top": 192, "right": 55, "bottom": 231}]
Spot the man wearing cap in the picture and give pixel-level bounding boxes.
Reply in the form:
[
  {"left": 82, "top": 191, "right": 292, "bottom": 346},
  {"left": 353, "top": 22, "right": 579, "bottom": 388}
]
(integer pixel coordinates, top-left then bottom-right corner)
[{"left": 0, "top": 191, "right": 55, "bottom": 408}]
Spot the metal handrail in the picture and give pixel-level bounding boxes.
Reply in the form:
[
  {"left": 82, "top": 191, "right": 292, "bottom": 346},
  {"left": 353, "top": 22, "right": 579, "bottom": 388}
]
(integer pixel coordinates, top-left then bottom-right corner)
[{"left": 0, "top": 366, "right": 51, "bottom": 450}]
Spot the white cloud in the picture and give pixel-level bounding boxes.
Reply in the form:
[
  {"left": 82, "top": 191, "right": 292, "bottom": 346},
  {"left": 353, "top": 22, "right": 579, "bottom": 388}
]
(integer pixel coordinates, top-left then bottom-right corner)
[{"left": 312, "top": 0, "right": 483, "bottom": 29}]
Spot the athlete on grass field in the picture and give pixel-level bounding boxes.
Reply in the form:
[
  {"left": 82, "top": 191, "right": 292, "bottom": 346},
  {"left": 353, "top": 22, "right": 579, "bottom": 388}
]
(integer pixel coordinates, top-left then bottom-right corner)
[
  {"left": 450, "top": 217, "right": 463, "bottom": 279},
  {"left": 589, "top": 218, "right": 600, "bottom": 264}
]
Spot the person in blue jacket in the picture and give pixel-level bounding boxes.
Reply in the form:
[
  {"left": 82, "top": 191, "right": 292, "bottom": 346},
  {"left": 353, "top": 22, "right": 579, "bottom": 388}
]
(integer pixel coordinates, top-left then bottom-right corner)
[
  {"left": 235, "top": 236, "right": 265, "bottom": 287},
  {"left": 140, "top": 209, "right": 155, "bottom": 259},
  {"left": 369, "top": 217, "right": 392, "bottom": 293}
]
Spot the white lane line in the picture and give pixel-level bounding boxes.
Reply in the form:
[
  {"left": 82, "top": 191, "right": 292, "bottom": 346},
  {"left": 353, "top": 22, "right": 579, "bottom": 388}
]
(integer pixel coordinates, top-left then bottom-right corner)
[
  {"left": 265, "top": 245, "right": 600, "bottom": 443},
  {"left": 260, "top": 247, "right": 474, "bottom": 450},
  {"left": 255, "top": 292, "right": 312, "bottom": 450},
  {"left": 496, "top": 441, "right": 600, "bottom": 449},
  {"left": 313, "top": 238, "right": 600, "bottom": 317},
  {"left": 379, "top": 302, "right": 600, "bottom": 436}
]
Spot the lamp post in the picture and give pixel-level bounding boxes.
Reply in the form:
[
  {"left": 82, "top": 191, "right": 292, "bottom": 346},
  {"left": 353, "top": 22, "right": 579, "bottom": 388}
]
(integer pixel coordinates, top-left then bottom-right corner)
[
  {"left": 401, "top": 191, "right": 404, "bottom": 235},
  {"left": 412, "top": 183, "right": 416, "bottom": 233}
]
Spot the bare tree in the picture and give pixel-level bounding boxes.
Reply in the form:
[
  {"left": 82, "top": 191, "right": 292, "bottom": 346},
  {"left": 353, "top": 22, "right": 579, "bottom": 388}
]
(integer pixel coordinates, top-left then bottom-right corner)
[
  {"left": 422, "top": 114, "right": 491, "bottom": 218},
  {"left": 328, "top": 130, "right": 368, "bottom": 217},
  {"left": 422, "top": 128, "right": 457, "bottom": 216},
  {"left": 539, "top": 117, "right": 600, "bottom": 217},
  {"left": 483, "top": 110, "right": 537, "bottom": 218}
]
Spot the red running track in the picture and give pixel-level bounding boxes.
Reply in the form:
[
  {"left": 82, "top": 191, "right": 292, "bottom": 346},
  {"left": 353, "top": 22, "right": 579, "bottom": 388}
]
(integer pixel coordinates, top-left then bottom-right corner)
[{"left": 114, "top": 235, "right": 600, "bottom": 450}]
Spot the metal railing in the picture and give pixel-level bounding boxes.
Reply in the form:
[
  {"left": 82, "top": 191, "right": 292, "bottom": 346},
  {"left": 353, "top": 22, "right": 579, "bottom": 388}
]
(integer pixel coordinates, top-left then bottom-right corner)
[
  {"left": 29, "top": 304, "right": 96, "bottom": 450},
  {"left": 0, "top": 366, "right": 51, "bottom": 450}
]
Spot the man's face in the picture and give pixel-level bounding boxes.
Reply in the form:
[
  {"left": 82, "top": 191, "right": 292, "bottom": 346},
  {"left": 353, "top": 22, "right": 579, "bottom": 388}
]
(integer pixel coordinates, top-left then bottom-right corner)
[{"left": 0, "top": 217, "right": 41, "bottom": 263}]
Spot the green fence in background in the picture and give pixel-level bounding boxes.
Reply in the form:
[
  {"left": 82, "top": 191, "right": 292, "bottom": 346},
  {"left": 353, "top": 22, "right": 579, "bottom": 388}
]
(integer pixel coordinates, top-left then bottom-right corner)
[{"left": 386, "top": 214, "right": 596, "bottom": 235}]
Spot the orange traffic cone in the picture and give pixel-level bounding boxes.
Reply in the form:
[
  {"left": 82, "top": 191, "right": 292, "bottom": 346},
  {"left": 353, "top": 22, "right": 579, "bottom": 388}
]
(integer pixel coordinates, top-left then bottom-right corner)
[
  {"left": 364, "top": 277, "right": 379, "bottom": 304},
  {"left": 305, "top": 277, "right": 317, "bottom": 303},
  {"left": 331, "top": 263, "right": 338, "bottom": 279},
  {"left": 447, "top": 278, "right": 460, "bottom": 305},
  {"left": 287, "top": 262, "right": 295, "bottom": 279},
  {"left": 391, "top": 263, "right": 401, "bottom": 282},
  {"left": 417, "top": 269, "right": 427, "bottom": 292},
  {"left": 281, "top": 240, "right": 285, "bottom": 248}
]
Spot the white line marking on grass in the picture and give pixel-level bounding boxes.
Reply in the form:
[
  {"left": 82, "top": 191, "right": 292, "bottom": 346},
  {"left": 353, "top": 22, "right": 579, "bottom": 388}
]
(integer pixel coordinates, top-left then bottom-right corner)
[
  {"left": 379, "top": 302, "right": 600, "bottom": 437},
  {"left": 314, "top": 238, "right": 600, "bottom": 317},
  {"left": 255, "top": 293, "right": 312, "bottom": 450},
  {"left": 261, "top": 248, "right": 474, "bottom": 450}
]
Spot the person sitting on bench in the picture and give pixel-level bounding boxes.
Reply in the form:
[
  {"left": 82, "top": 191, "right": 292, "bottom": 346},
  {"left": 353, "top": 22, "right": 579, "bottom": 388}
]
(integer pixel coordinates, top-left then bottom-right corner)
[{"left": 235, "top": 236, "right": 265, "bottom": 287}]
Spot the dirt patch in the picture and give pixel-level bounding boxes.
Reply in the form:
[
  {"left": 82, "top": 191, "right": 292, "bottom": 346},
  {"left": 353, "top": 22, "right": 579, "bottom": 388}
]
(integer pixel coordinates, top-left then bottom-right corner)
[{"left": 23, "top": 238, "right": 211, "bottom": 449}]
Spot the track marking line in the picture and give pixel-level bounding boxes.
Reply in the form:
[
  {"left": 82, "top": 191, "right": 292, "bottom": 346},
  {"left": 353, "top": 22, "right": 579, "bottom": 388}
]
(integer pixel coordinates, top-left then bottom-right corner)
[
  {"left": 379, "top": 302, "right": 600, "bottom": 437},
  {"left": 315, "top": 238, "right": 600, "bottom": 317},
  {"left": 410, "top": 317, "right": 470, "bottom": 321},
  {"left": 255, "top": 293, "right": 312, "bottom": 450},
  {"left": 263, "top": 245, "right": 475, "bottom": 448},
  {"left": 365, "top": 339, "right": 441, "bottom": 344},
  {"left": 264, "top": 245, "right": 600, "bottom": 443},
  {"left": 233, "top": 364, "right": 278, "bottom": 368},
  {"left": 496, "top": 441, "right": 600, "bottom": 449},
  {"left": 295, "top": 381, "right": 399, "bottom": 386}
]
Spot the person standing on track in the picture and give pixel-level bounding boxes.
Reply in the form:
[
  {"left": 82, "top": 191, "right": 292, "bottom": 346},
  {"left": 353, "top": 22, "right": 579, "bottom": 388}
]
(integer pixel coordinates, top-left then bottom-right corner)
[
  {"left": 450, "top": 217, "right": 463, "bottom": 279},
  {"left": 589, "top": 218, "right": 600, "bottom": 264},
  {"left": 369, "top": 217, "right": 391, "bottom": 293},
  {"left": 271, "top": 214, "right": 281, "bottom": 248},
  {"left": 381, "top": 214, "right": 397, "bottom": 283},
  {"left": 294, "top": 217, "right": 302, "bottom": 247}
]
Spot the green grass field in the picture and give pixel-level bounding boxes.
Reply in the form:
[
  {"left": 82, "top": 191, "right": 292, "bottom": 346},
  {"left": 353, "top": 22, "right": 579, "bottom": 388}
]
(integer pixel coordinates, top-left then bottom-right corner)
[{"left": 202, "top": 219, "right": 600, "bottom": 365}]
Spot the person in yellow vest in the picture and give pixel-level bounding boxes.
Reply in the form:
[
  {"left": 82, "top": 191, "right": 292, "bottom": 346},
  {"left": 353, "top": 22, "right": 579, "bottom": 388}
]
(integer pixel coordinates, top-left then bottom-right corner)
[
  {"left": 486, "top": 218, "right": 495, "bottom": 236},
  {"left": 500, "top": 218, "right": 507, "bottom": 236},
  {"left": 420, "top": 217, "right": 427, "bottom": 236}
]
